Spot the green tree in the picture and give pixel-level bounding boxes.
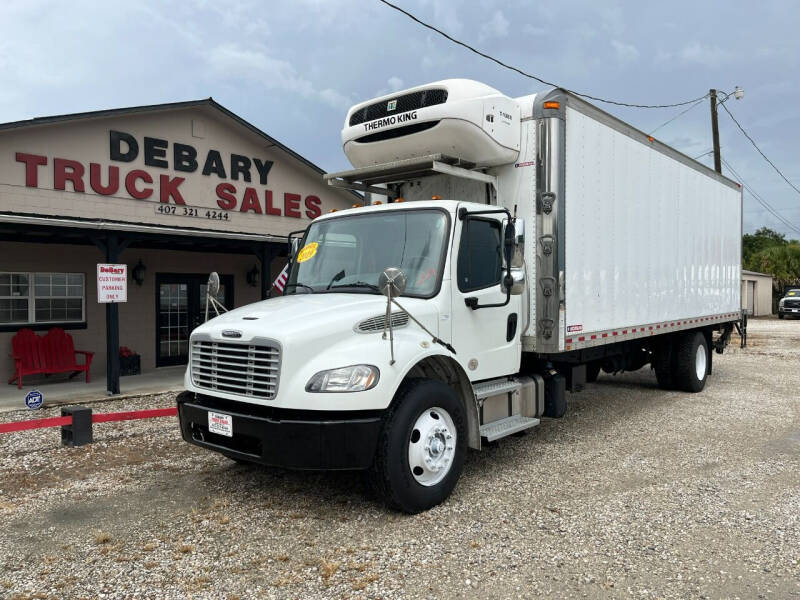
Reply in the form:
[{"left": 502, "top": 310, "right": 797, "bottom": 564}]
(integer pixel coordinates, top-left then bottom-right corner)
[
  {"left": 742, "top": 227, "right": 789, "bottom": 266},
  {"left": 748, "top": 243, "right": 800, "bottom": 292}
]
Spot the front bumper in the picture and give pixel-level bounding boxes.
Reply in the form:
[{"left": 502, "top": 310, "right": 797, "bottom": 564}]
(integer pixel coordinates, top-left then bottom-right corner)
[{"left": 176, "top": 392, "right": 382, "bottom": 470}]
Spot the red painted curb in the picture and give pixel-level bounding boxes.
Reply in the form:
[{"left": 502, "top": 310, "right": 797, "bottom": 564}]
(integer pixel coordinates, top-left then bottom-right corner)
[{"left": 0, "top": 407, "right": 177, "bottom": 434}]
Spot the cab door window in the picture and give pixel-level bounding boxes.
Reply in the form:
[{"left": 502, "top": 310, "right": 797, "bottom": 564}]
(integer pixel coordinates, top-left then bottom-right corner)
[{"left": 457, "top": 218, "right": 502, "bottom": 292}]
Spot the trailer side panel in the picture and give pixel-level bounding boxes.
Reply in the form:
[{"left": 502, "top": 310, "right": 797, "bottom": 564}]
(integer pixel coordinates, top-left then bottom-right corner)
[{"left": 562, "top": 106, "right": 741, "bottom": 345}]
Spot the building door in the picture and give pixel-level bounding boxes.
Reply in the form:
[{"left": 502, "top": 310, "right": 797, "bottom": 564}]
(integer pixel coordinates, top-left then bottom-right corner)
[
  {"left": 155, "top": 273, "right": 233, "bottom": 367},
  {"left": 746, "top": 280, "right": 756, "bottom": 315}
]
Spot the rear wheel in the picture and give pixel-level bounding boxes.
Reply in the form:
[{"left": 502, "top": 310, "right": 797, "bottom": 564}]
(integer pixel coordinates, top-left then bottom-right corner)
[
  {"left": 652, "top": 346, "right": 674, "bottom": 390},
  {"left": 371, "top": 379, "right": 467, "bottom": 514},
  {"left": 778, "top": 312, "right": 784, "bottom": 319},
  {"left": 673, "top": 332, "right": 709, "bottom": 393}
]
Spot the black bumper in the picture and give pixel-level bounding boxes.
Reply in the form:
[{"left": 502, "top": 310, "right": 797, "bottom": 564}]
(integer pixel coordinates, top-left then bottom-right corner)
[{"left": 176, "top": 392, "right": 383, "bottom": 470}]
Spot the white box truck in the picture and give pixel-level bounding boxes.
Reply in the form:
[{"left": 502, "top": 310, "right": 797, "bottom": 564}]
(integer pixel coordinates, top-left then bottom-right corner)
[{"left": 177, "top": 79, "right": 743, "bottom": 513}]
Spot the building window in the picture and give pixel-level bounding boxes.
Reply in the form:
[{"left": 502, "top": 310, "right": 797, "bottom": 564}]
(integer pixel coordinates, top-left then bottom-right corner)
[
  {"left": 0, "top": 273, "right": 30, "bottom": 323},
  {"left": 0, "top": 272, "right": 85, "bottom": 325}
]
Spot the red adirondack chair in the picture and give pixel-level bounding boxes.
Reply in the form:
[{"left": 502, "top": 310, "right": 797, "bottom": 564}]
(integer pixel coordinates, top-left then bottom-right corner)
[{"left": 8, "top": 327, "right": 94, "bottom": 389}]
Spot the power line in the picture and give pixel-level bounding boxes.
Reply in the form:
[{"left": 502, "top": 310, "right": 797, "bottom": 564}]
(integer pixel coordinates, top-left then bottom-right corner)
[
  {"left": 377, "top": 0, "right": 708, "bottom": 109},
  {"left": 719, "top": 102, "right": 800, "bottom": 197},
  {"left": 721, "top": 157, "right": 800, "bottom": 236},
  {"left": 649, "top": 96, "right": 709, "bottom": 135}
]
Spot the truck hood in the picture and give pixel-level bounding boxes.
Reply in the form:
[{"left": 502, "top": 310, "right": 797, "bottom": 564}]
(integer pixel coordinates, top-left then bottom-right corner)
[{"left": 193, "top": 293, "right": 438, "bottom": 343}]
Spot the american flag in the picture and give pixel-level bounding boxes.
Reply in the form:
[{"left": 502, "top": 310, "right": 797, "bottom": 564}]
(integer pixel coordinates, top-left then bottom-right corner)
[{"left": 272, "top": 263, "right": 290, "bottom": 294}]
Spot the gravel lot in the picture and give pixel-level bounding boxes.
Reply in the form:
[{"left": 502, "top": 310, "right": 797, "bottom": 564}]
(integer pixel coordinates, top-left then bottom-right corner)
[{"left": 1, "top": 318, "right": 798, "bottom": 599}]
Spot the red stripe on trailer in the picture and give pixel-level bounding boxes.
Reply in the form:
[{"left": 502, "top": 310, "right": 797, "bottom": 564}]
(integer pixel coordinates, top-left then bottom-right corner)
[
  {"left": 612, "top": 331, "right": 618, "bottom": 336},
  {"left": 578, "top": 336, "right": 585, "bottom": 341},
  {"left": 566, "top": 338, "right": 572, "bottom": 343},
  {"left": 591, "top": 335, "right": 597, "bottom": 339},
  {"left": 0, "top": 415, "right": 72, "bottom": 434},
  {"left": 622, "top": 330, "right": 627, "bottom": 334},
  {"left": 602, "top": 333, "right": 608, "bottom": 338}
]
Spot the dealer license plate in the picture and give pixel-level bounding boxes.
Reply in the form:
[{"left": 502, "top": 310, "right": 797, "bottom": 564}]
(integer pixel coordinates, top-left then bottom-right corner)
[{"left": 208, "top": 411, "right": 233, "bottom": 437}]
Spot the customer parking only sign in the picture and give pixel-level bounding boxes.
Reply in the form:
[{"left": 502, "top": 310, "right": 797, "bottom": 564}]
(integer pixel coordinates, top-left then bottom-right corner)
[{"left": 97, "top": 264, "right": 128, "bottom": 303}]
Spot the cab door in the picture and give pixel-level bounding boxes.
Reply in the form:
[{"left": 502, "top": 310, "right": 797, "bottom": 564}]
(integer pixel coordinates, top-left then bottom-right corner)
[{"left": 449, "top": 212, "right": 521, "bottom": 381}]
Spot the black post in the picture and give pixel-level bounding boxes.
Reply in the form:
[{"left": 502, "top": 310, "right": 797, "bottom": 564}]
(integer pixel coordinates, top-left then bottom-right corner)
[
  {"left": 709, "top": 89, "right": 722, "bottom": 174},
  {"left": 106, "top": 233, "right": 121, "bottom": 395},
  {"left": 256, "top": 243, "right": 282, "bottom": 300}
]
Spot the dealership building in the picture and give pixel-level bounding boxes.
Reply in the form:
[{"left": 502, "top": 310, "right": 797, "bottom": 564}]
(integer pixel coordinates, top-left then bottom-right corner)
[{"left": 0, "top": 99, "right": 356, "bottom": 394}]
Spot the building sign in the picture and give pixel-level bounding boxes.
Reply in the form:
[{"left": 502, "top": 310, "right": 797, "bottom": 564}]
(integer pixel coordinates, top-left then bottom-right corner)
[
  {"left": 14, "top": 129, "right": 322, "bottom": 220},
  {"left": 97, "top": 264, "right": 128, "bottom": 303}
]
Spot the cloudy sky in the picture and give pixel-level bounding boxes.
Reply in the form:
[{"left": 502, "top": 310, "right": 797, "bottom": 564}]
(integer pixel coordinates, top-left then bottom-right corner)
[{"left": 1, "top": 0, "right": 798, "bottom": 236}]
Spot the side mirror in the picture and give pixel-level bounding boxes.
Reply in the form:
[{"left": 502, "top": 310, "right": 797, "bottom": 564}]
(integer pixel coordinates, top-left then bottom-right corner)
[
  {"left": 287, "top": 229, "right": 305, "bottom": 259},
  {"left": 503, "top": 220, "right": 516, "bottom": 267},
  {"left": 378, "top": 267, "right": 407, "bottom": 298}
]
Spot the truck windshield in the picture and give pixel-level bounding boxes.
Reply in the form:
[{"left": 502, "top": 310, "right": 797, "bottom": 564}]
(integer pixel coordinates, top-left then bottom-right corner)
[{"left": 286, "top": 209, "right": 449, "bottom": 297}]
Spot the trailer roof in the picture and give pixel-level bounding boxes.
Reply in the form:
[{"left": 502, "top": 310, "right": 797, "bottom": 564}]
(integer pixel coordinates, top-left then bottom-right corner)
[{"left": 530, "top": 88, "right": 742, "bottom": 192}]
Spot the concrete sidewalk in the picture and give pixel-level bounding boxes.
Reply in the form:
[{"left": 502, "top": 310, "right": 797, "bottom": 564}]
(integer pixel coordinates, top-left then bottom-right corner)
[{"left": 1, "top": 366, "right": 185, "bottom": 413}]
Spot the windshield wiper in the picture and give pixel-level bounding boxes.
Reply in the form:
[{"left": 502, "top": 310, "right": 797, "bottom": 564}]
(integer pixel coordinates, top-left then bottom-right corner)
[
  {"left": 283, "top": 282, "right": 315, "bottom": 294},
  {"left": 328, "top": 281, "right": 380, "bottom": 293},
  {"left": 326, "top": 269, "right": 346, "bottom": 290}
]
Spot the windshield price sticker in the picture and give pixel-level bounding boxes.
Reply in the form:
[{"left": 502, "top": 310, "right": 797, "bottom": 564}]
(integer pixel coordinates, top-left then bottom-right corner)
[
  {"left": 296, "top": 242, "right": 319, "bottom": 263},
  {"left": 155, "top": 205, "right": 230, "bottom": 221}
]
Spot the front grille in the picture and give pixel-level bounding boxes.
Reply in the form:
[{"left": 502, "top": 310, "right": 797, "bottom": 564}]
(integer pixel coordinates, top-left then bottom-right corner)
[
  {"left": 191, "top": 340, "right": 280, "bottom": 400},
  {"left": 349, "top": 89, "right": 448, "bottom": 126},
  {"left": 357, "top": 312, "right": 409, "bottom": 333},
  {"left": 784, "top": 299, "right": 800, "bottom": 308}
]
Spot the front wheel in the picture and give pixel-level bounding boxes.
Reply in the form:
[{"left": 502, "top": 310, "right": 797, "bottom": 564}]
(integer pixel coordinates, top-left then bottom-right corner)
[
  {"left": 778, "top": 313, "right": 784, "bottom": 319},
  {"left": 371, "top": 379, "right": 467, "bottom": 513}
]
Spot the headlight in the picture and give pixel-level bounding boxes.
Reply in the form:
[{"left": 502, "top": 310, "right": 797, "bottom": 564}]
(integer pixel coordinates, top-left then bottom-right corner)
[{"left": 306, "top": 364, "right": 380, "bottom": 393}]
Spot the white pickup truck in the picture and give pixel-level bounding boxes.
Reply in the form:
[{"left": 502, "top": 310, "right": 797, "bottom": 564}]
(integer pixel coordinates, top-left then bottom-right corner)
[{"left": 177, "top": 79, "right": 743, "bottom": 513}]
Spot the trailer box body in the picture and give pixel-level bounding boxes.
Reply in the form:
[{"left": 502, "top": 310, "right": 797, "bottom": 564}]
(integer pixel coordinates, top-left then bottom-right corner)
[{"left": 523, "top": 91, "right": 742, "bottom": 354}]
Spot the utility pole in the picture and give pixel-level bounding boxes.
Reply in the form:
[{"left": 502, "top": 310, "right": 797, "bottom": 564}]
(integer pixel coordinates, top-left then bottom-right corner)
[{"left": 709, "top": 88, "right": 722, "bottom": 174}]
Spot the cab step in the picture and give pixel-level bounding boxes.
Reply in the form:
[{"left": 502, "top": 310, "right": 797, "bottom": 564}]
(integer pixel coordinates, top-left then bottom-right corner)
[
  {"left": 479, "top": 415, "right": 540, "bottom": 442},
  {"left": 472, "top": 378, "right": 521, "bottom": 399}
]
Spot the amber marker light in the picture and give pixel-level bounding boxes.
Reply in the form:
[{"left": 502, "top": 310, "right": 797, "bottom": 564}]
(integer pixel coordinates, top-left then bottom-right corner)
[
  {"left": 352, "top": 203, "right": 362, "bottom": 208},
  {"left": 543, "top": 101, "right": 560, "bottom": 109},
  {"left": 431, "top": 195, "right": 441, "bottom": 200}
]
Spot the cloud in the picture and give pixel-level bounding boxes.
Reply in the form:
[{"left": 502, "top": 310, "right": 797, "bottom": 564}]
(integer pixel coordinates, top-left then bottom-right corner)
[
  {"left": 611, "top": 39, "right": 639, "bottom": 63},
  {"left": 388, "top": 76, "right": 405, "bottom": 91},
  {"left": 523, "top": 24, "right": 547, "bottom": 36},
  {"left": 479, "top": 10, "right": 509, "bottom": 41},
  {"left": 206, "top": 43, "right": 350, "bottom": 109},
  {"left": 679, "top": 42, "right": 730, "bottom": 67}
]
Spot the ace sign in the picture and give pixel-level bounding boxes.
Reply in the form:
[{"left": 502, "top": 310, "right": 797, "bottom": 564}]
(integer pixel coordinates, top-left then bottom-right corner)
[{"left": 97, "top": 264, "right": 128, "bottom": 303}]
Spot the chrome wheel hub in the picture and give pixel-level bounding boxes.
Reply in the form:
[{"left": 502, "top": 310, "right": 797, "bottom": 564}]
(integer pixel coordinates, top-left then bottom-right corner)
[
  {"left": 408, "top": 407, "right": 456, "bottom": 487},
  {"left": 695, "top": 343, "right": 707, "bottom": 381}
]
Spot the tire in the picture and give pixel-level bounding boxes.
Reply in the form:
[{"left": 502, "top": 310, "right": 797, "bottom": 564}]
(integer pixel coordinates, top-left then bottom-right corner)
[
  {"left": 672, "top": 332, "right": 709, "bottom": 393},
  {"left": 586, "top": 362, "right": 601, "bottom": 383},
  {"left": 370, "top": 378, "right": 467, "bottom": 514},
  {"left": 652, "top": 346, "right": 675, "bottom": 390},
  {"left": 778, "top": 313, "right": 784, "bottom": 319}
]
